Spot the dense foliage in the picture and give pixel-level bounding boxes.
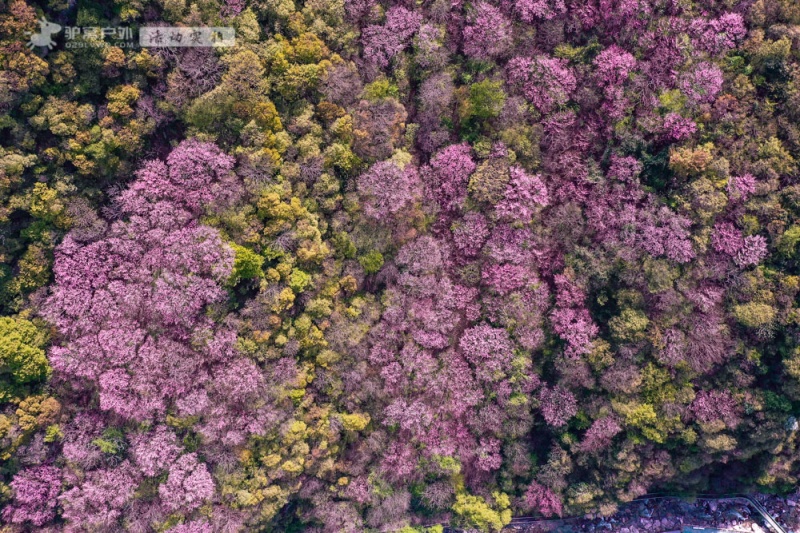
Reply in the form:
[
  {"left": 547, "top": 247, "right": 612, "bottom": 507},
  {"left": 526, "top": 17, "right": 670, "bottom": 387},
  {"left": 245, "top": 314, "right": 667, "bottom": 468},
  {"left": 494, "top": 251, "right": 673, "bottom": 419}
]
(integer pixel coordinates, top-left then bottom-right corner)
[{"left": 2, "top": 0, "right": 800, "bottom": 531}]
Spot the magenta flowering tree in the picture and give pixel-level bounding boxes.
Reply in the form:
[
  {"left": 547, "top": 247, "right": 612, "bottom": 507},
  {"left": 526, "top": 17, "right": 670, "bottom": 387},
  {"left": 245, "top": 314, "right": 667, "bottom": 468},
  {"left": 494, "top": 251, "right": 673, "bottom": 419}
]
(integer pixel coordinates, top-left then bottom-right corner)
[
  {"left": 514, "top": 0, "right": 566, "bottom": 22},
  {"left": 417, "top": 72, "right": 456, "bottom": 153},
  {"left": 322, "top": 62, "right": 364, "bottom": 107},
  {"left": 735, "top": 235, "right": 768, "bottom": 268},
  {"left": 361, "top": 7, "right": 422, "bottom": 68},
  {"left": 710, "top": 222, "right": 766, "bottom": 267},
  {"left": 690, "top": 13, "right": 747, "bottom": 56},
  {"left": 120, "top": 138, "right": 238, "bottom": 215},
  {"left": 538, "top": 385, "right": 578, "bottom": 427},
  {"left": 451, "top": 212, "right": 490, "bottom": 257},
  {"left": 166, "top": 521, "right": 214, "bottom": 533},
  {"left": 58, "top": 462, "right": 140, "bottom": 531},
  {"left": 680, "top": 62, "right": 724, "bottom": 105},
  {"left": 478, "top": 222, "right": 550, "bottom": 353},
  {"left": 691, "top": 390, "right": 740, "bottom": 429},
  {"left": 159, "top": 453, "right": 216, "bottom": 512},
  {"left": 43, "top": 141, "right": 264, "bottom": 435},
  {"left": 475, "top": 437, "right": 503, "bottom": 471},
  {"left": 1, "top": 466, "right": 62, "bottom": 526},
  {"left": 662, "top": 113, "right": 697, "bottom": 142},
  {"left": 727, "top": 174, "right": 757, "bottom": 203},
  {"left": 495, "top": 166, "right": 549, "bottom": 222},
  {"left": 507, "top": 56, "right": 577, "bottom": 115},
  {"left": 657, "top": 328, "right": 688, "bottom": 368},
  {"left": 423, "top": 143, "right": 476, "bottom": 213},
  {"left": 523, "top": 481, "right": 563, "bottom": 517},
  {"left": 44, "top": 220, "right": 238, "bottom": 422},
  {"left": 357, "top": 160, "right": 422, "bottom": 223},
  {"left": 607, "top": 155, "right": 643, "bottom": 183},
  {"left": 636, "top": 206, "right": 695, "bottom": 264},
  {"left": 6, "top": 0, "right": 800, "bottom": 525},
  {"left": 591, "top": 45, "right": 638, "bottom": 121},
  {"left": 579, "top": 417, "right": 623, "bottom": 453},
  {"left": 130, "top": 425, "right": 182, "bottom": 477},
  {"left": 593, "top": 46, "right": 637, "bottom": 87},
  {"left": 458, "top": 323, "right": 515, "bottom": 383},
  {"left": 550, "top": 274, "right": 599, "bottom": 358},
  {"left": 16, "top": 140, "right": 277, "bottom": 528},
  {"left": 344, "top": 230, "right": 544, "bottom": 497},
  {"left": 482, "top": 263, "right": 530, "bottom": 295},
  {"left": 392, "top": 235, "right": 481, "bottom": 350},
  {"left": 414, "top": 24, "right": 449, "bottom": 72},
  {"left": 712, "top": 221, "right": 744, "bottom": 256},
  {"left": 462, "top": 2, "right": 513, "bottom": 61},
  {"left": 344, "top": 0, "right": 376, "bottom": 21}
]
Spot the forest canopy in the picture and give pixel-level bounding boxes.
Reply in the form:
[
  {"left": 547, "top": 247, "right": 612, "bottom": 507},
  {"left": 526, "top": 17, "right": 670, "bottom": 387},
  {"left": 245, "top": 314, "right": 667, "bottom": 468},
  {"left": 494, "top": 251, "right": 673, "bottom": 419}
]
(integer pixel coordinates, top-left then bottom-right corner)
[{"left": 1, "top": 0, "right": 800, "bottom": 531}]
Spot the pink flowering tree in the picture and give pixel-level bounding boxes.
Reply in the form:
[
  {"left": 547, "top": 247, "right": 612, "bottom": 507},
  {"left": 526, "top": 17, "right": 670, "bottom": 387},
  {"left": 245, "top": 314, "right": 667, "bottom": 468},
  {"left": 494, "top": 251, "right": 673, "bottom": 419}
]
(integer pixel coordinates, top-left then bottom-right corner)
[
  {"left": 462, "top": 2, "right": 513, "bottom": 61},
  {"left": 507, "top": 56, "right": 577, "bottom": 115},
  {"left": 43, "top": 141, "right": 265, "bottom": 440},
  {"left": 538, "top": 385, "right": 578, "bottom": 427},
  {"left": 514, "top": 0, "right": 566, "bottom": 22},
  {"left": 550, "top": 274, "right": 599, "bottom": 358},
  {"left": 361, "top": 7, "right": 423, "bottom": 68},
  {"left": 680, "top": 62, "right": 724, "bottom": 105},
  {"left": 357, "top": 160, "right": 423, "bottom": 223},
  {"left": 423, "top": 143, "right": 476, "bottom": 213},
  {"left": 495, "top": 166, "right": 549, "bottom": 222},
  {"left": 691, "top": 390, "right": 740, "bottom": 429},
  {"left": 2, "top": 466, "right": 62, "bottom": 526},
  {"left": 690, "top": 13, "right": 747, "bottom": 56},
  {"left": 21, "top": 140, "right": 278, "bottom": 528},
  {"left": 524, "top": 481, "right": 563, "bottom": 517}
]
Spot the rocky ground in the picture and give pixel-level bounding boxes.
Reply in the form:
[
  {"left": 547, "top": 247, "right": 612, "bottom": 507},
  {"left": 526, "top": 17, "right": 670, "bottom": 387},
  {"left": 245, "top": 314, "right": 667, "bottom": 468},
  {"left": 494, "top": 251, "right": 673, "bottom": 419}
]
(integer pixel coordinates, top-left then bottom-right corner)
[
  {"left": 759, "top": 493, "right": 800, "bottom": 533},
  {"left": 497, "top": 493, "right": 800, "bottom": 533}
]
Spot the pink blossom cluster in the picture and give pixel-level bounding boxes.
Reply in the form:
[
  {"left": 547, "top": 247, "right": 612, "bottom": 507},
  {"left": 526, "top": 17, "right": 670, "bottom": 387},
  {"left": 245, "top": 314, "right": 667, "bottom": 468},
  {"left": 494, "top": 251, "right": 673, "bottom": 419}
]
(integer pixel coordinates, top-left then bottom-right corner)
[
  {"left": 424, "top": 143, "right": 476, "bottom": 212},
  {"left": 712, "top": 222, "right": 767, "bottom": 266},
  {"left": 462, "top": 2, "right": 513, "bottom": 61},
  {"left": 495, "top": 166, "right": 549, "bottom": 222},
  {"left": 538, "top": 385, "right": 578, "bottom": 427},
  {"left": 689, "top": 13, "right": 747, "bottom": 56},
  {"left": 514, "top": 0, "right": 566, "bottom": 22},
  {"left": 680, "top": 62, "right": 724, "bottom": 105},
  {"left": 507, "top": 56, "right": 577, "bottom": 114},
  {"left": 691, "top": 390, "right": 741, "bottom": 428},
  {"left": 362, "top": 7, "right": 423, "bottom": 67},
  {"left": 524, "top": 481, "right": 564, "bottom": 517},
  {"left": 550, "top": 274, "right": 599, "bottom": 357},
  {"left": 357, "top": 160, "right": 422, "bottom": 222}
]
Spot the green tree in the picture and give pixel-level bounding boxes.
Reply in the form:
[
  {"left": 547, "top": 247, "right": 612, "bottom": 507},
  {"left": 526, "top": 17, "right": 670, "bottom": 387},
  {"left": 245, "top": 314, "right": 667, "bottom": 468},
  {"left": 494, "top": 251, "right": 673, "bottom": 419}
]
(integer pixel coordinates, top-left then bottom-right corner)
[{"left": 0, "top": 317, "right": 50, "bottom": 402}]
